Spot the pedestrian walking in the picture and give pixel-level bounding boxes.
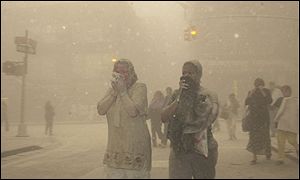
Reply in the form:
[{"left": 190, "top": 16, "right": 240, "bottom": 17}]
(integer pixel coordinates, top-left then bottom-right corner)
[
  {"left": 273, "top": 85, "right": 299, "bottom": 165},
  {"left": 148, "top": 91, "right": 166, "bottom": 147},
  {"left": 45, "top": 101, "right": 55, "bottom": 136},
  {"left": 225, "top": 93, "right": 240, "bottom": 140},
  {"left": 245, "top": 78, "right": 272, "bottom": 165}
]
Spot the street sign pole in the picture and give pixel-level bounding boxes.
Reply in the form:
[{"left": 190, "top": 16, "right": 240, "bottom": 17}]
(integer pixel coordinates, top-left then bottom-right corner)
[{"left": 17, "top": 30, "right": 29, "bottom": 137}]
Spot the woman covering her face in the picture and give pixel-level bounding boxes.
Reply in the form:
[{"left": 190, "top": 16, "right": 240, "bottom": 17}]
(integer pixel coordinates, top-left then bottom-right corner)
[
  {"left": 97, "top": 59, "right": 151, "bottom": 179},
  {"left": 245, "top": 77, "right": 272, "bottom": 164}
]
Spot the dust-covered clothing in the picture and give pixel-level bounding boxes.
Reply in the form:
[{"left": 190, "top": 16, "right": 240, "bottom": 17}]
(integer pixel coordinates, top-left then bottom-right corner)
[
  {"left": 274, "top": 97, "right": 299, "bottom": 134},
  {"left": 167, "top": 86, "right": 218, "bottom": 179},
  {"left": 245, "top": 88, "right": 272, "bottom": 156},
  {"left": 276, "top": 130, "right": 298, "bottom": 162},
  {"left": 98, "top": 82, "right": 151, "bottom": 178}
]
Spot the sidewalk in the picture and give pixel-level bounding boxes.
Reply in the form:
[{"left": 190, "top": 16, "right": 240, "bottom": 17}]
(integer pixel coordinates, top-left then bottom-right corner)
[
  {"left": 1, "top": 121, "right": 106, "bottom": 157},
  {"left": 6, "top": 120, "right": 105, "bottom": 126},
  {"left": 1, "top": 121, "right": 298, "bottom": 162},
  {"left": 1, "top": 125, "right": 61, "bottom": 157},
  {"left": 219, "top": 120, "right": 298, "bottom": 163}
]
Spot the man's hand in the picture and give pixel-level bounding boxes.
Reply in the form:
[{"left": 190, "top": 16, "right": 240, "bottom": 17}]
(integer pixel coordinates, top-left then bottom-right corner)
[
  {"left": 258, "top": 85, "right": 266, "bottom": 97},
  {"left": 179, "top": 79, "right": 189, "bottom": 90}
]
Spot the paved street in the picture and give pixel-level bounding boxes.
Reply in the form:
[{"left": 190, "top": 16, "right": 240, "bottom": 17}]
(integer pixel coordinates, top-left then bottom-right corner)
[{"left": 1, "top": 120, "right": 298, "bottom": 179}]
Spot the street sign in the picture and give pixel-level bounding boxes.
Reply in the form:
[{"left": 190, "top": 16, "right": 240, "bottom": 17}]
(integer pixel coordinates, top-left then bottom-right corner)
[
  {"left": 15, "top": 37, "right": 37, "bottom": 48},
  {"left": 16, "top": 44, "right": 36, "bottom": 54},
  {"left": 2, "top": 61, "right": 26, "bottom": 76}
]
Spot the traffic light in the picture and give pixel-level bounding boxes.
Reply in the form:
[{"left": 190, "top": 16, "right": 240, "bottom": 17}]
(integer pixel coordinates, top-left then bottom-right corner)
[
  {"left": 190, "top": 29, "right": 197, "bottom": 37},
  {"left": 2, "top": 61, "right": 26, "bottom": 76},
  {"left": 184, "top": 26, "right": 198, "bottom": 41}
]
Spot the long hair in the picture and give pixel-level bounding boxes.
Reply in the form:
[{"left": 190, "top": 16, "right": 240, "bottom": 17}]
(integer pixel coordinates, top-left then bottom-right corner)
[{"left": 113, "top": 59, "right": 138, "bottom": 88}]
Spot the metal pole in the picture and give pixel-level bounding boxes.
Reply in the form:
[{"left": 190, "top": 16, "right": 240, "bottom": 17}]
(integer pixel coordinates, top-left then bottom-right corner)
[{"left": 17, "top": 30, "right": 29, "bottom": 137}]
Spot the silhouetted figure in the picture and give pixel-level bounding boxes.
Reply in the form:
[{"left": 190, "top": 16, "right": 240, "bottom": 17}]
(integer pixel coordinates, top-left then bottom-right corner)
[
  {"left": 245, "top": 78, "right": 272, "bottom": 165},
  {"left": 225, "top": 93, "right": 240, "bottom": 140},
  {"left": 161, "top": 87, "right": 173, "bottom": 147},
  {"left": 148, "top": 91, "right": 166, "bottom": 147},
  {"left": 45, "top": 101, "right": 55, "bottom": 136}
]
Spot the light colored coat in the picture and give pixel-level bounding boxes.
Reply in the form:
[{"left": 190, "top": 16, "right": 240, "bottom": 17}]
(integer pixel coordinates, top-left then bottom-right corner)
[
  {"left": 271, "top": 88, "right": 283, "bottom": 106},
  {"left": 274, "top": 97, "right": 299, "bottom": 134},
  {"left": 99, "top": 82, "right": 151, "bottom": 172}
]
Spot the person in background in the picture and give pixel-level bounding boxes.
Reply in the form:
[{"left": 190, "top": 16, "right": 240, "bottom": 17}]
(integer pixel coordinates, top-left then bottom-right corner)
[
  {"left": 148, "top": 90, "right": 166, "bottom": 147},
  {"left": 45, "top": 101, "right": 55, "bottom": 136},
  {"left": 245, "top": 78, "right": 272, "bottom": 165},
  {"left": 268, "top": 81, "right": 283, "bottom": 137},
  {"left": 273, "top": 85, "right": 299, "bottom": 165},
  {"left": 225, "top": 93, "right": 240, "bottom": 140},
  {"left": 161, "top": 87, "right": 173, "bottom": 147}
]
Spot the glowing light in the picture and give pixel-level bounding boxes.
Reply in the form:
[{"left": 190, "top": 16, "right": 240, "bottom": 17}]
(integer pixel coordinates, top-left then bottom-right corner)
[
  {"left": 112, "top": 58, "right": 117, "bottom": 63},
  {"left": 190, "top": 30, "right": 197, "bottom": 36}
]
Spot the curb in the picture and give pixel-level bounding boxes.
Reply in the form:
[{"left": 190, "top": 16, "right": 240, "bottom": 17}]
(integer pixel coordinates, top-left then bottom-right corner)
[
  {"left": 7, "top": 121, "right": 106, "bottom": 126},
  {"left": 1, "top": 146, "right": 42, "bottom": 158}
]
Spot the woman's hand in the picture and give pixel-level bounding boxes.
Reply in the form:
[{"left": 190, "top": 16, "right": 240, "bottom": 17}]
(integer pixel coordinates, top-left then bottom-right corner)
[
  {"left": 111, "top": 80, "right": 118, "bottom": 91},
  {"left": 114, "top": 75, "right": 127, "bottom": 93},
  {"left": 110, "top": 85, "right": 118, "bottom": 97}
]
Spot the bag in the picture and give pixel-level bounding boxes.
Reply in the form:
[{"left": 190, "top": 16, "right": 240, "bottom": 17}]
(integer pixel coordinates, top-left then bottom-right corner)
[{"left": 242, "top": 107, "right": 252, "bottom": 132}]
